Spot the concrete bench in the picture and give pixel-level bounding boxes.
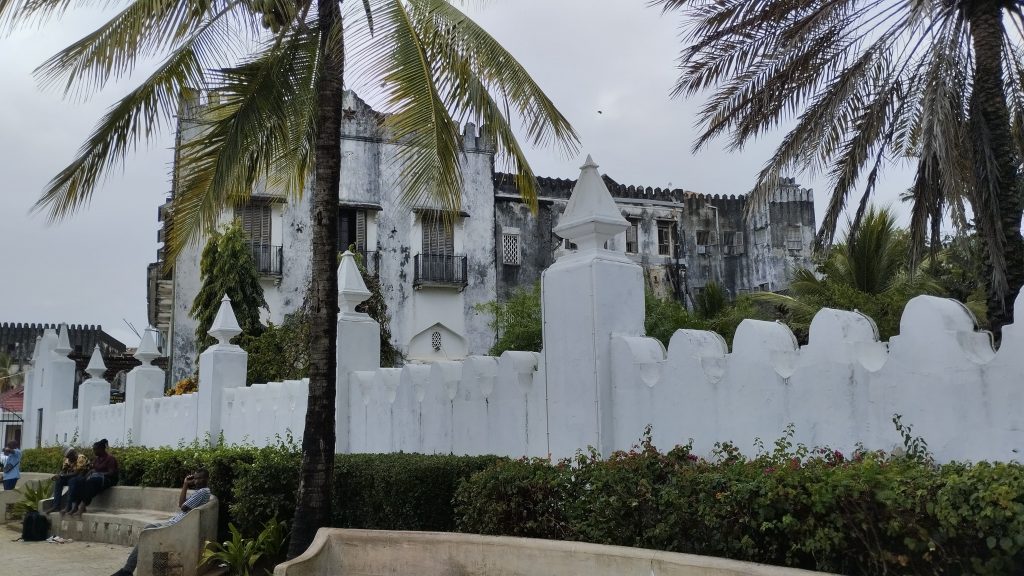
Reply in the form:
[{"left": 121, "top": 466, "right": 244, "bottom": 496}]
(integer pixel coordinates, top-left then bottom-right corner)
[
  {"left": 0, "top": 472, "right": 57, "bottom": 523},
  {"left": 40, "top": 485, "right": 218, "bottom": 576},
  {"left": 275, "top": 529, "right": 834, "bottom": 576}
]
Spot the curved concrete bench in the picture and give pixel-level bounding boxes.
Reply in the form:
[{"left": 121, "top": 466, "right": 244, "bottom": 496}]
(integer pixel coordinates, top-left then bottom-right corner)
[
  {"left": 40, "top": 486, "right": 218, "bottom": 576},
  {"left": 0, "top": 472, "right": 57, "bottom": 522},
  {"left": 275, "top": 529, "right": 835, "bottom": 576}
]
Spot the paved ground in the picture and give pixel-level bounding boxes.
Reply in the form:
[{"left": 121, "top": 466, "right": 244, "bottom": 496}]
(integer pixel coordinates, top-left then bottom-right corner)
[{"left": 0, "top": 524, "right": 130, "bottom": 576}]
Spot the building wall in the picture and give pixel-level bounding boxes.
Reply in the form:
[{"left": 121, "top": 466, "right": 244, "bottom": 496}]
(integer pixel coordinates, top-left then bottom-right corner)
[
  {"left": 164, "top": 92, "right": 496, "bottom": 377},
  {"left": 493, "top": 176, "right": 816, "bottom": 305}
]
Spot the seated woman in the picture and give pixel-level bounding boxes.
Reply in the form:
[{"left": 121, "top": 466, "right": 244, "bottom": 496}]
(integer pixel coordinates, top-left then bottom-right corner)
[
  {"left": 64, "top": 439, "right": 119, "bottom": 515},
  {"left": 48, "top": 447, "right": 88, "bottom": 512}
]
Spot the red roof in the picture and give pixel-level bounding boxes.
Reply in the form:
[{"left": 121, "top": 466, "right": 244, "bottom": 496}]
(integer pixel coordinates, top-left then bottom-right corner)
[{"left": 0, "top": 387, "right": 24, "bottom": 413}]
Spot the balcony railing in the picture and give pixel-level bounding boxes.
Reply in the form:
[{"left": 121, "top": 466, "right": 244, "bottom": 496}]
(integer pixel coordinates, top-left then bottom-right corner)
[
  {"left": 250, "top": 243, "right": 283, "bottom": 276},
  {"left": 414, "top": 254, "right": 467, "bottom": 288}
]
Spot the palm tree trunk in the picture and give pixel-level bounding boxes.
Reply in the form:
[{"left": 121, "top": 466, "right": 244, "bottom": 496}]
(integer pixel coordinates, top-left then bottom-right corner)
[
  {"left": 287, "top": 0, "right": 344, "bottom": 558},
  {"left": 968, "top": 0, "right": 1024, "bottom": 340}
]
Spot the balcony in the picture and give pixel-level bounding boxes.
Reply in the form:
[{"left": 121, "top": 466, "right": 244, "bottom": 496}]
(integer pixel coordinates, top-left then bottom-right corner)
[
  {"left": 414, "top": 254, "right": 467, "bottom": 289},
  {"left": 249, "top": 243, "right": 283, "bottom": 276}
]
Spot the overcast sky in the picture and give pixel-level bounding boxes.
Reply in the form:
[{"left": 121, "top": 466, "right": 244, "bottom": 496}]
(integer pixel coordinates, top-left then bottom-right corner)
[{"left": 0, "top": 0, "right": 916, "bottom": 347}]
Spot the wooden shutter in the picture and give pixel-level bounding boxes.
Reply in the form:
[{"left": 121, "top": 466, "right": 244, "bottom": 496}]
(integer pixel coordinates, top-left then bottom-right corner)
[
  {"left": 356, "top": 211, "right": 366, "bottom": 249},
  {"left": 422, "top": 214, "right": 453, "bottom": 256},
  {"left": 235, "top": 203, "right": 271, "bottom": 245}
]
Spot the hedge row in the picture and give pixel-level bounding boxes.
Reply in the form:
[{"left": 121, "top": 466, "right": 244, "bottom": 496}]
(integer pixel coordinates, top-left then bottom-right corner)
[
  {"left": 21, "top": 443, "right": 498, "bottom": 540},
  {"left": 453, "top": 434, "right": 1024, "bottom": 576},
  {"left": 23, "top": 434, "right": 1024, "bottom": 575}
]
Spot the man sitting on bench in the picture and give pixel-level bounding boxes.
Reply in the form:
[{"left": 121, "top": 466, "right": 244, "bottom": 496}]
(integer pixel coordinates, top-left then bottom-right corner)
[{"left": 110, "top": 469, "right": 212, "bottom": 576}]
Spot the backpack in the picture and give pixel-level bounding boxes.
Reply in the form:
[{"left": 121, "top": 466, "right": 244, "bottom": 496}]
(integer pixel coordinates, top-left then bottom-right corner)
[{"left": 21, "top": 510, "right": 49, "bottom": 541}]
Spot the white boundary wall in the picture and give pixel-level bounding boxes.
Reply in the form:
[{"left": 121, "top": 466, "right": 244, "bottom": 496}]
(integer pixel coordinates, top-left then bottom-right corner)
[{"left": 31, "top": 160, "right": 1024, "bottom": 464}]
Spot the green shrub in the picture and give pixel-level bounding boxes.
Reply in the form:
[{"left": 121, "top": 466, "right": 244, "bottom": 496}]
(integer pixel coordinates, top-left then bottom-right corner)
[
  {"left": 332, "top": 453, "right": 500, "bottom": 531},
  {"left": 454, "top": 430, "right": 1024, "bottom": 575}
]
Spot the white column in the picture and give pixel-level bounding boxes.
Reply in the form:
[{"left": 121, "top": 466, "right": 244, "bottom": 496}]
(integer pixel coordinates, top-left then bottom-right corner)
[
  {"left": 124, "top": 328, "right": 165, "bottom": 445},
  {"left": 40, "top": 325, "right": 77, "bottom": 446},
  {"left": 336, "top": 251, "right": 379, "bottom": 454},
  {"left": 197, "top": 296, "right": 248, "bottom": 445},
  {"left": 22, "top": 335, "right": 45, "bottom": 449},
  {"left": 541, "top": 156, "right": 645, "bottom": 459},
  {"left": 77, "top": 345, "right": 111, "bottom": 444}
]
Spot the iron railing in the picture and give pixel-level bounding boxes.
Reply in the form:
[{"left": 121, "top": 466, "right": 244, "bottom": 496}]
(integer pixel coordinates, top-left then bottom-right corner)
[
  {"left": 249, "top": 243, "right": 283, "bottom": 276},
  {"left": 414, "top": 254, "right": 467, "bottom": 287}
]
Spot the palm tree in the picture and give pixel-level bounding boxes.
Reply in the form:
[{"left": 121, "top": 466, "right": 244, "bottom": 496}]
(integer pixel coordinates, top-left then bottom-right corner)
[
  {"left": 755, "top": 206, "right": 942, "bottom": 339},
  {"left": 653, "top": 0, "right": 1024, "bottom": 338},
  {"left": 1, "top": 0, "right": 578, "bottom": 555}
]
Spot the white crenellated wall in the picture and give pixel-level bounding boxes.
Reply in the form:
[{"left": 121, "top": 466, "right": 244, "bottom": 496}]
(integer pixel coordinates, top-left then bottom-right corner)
[
  {"left": 24, "top": 158, "right": 1024, "bottom": 465},
  {"left": 141, "top": 394, "right": 198, "bottom": 447}
]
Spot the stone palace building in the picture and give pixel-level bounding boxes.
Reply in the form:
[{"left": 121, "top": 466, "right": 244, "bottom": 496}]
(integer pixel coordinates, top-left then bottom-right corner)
[{"left": 148, "top": 92, "right": 815, "bottom": 381}]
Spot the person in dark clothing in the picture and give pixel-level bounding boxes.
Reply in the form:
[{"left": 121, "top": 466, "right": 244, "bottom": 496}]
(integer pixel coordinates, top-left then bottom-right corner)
[
  {"left": 64, "top": 438, "right": 118, "bottom": 515},
  {"left": 47, "top": 447, "right": 88, "bottom": 512}
]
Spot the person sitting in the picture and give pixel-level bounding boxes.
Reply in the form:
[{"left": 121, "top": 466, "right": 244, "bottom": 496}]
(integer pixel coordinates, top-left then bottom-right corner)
[
  {"left": 47, "top": 447, "right": 88, "bottom": 512},
  {"left": 109, "top": 469, "right": 212, "bottom": 576},
  {"left": 64, "top": 438, "right": 118, "bottom": 515}
]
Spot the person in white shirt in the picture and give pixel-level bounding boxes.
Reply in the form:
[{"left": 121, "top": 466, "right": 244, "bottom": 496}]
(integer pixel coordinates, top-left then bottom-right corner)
[{"left": 110, "top": 469, "right": 212, "bottom": 576}]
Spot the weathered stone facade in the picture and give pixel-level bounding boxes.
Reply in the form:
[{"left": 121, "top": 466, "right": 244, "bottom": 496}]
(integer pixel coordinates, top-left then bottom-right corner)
[
  {"left": 494, "top": 174, "right": 815, "bottom": 305},
  {"left": 151, "top": 92, "right": 815, "bottom": 381}
]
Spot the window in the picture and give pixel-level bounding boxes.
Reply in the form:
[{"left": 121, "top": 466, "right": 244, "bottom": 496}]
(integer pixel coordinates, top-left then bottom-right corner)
[
  {"left": 657, "top": 221, "right": 676, "bottom": 256},
  {"left": 421, "top": 213, "right": 454, "bottom": 256},
  {"left": 502, "top": 229, "right": 521, "bottom": 265},
  {"left": 625, "top": 218, "right": 640, "bottom": 254},
  {"left": 561, "top": 237, "right": 577, "bottom": 251},
  {"left": 695, "top": 229, "right": 710, "bottom": 255},
  {"left": 786, "top": 225, "right": 803, "bottom": 251},
  {"left": 338, "top": 208, "right": 367, "bottom": 252},
  {"left": 722, "top": 231, "right": 744, "bottom": 255},
  {"left": 755, "top": 227, "right": 769, "bottom": 246},
  {"left": 235, "top": 202, "right": 271, "bottom": 245}
]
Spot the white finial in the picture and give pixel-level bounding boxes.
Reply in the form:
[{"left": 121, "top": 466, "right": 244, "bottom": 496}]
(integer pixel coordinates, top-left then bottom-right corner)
[
  {"left": 134, "top": 328, "right": 160, "bottom": 366},
  {"left": 208, "top": 295, "right": 242, "bottom": 345},
  {"left": 31, "top": 335, "right": 42, "bottom": 364},
  {"left": 85, "top": 345, "right": 106, "bottom": 380},
  {"left": 552, "top": 155, "right": 628, "bottom": 252},
  {"left": 55, "top": 324, "right": 72, "bottom": 356},
  {"left": 338, "top": 251, "right": 372, "bottom": 317}
]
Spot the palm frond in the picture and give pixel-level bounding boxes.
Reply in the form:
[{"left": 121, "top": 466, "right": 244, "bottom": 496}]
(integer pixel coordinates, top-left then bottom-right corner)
[
  {"left": 170, "top": 26, "right": 320, "bottom": 260},
  {"left": 30, "top": 12, "right": 241, "bottom": 220}
]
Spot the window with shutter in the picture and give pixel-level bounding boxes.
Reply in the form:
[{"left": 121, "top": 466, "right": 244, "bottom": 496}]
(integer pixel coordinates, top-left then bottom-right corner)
[
  {"left": 658, "top": 221, "right": 677, "bottom": 256},
  {"left": 786, "top": 226, "right": 803, "bottom": 250},
  {"left": 421, "top": 213, "right": 454, "bottom": 256},
  {"left": 235, "top": 203, "right": 271, "bottom": 245},
  {"left": 625, "top": 218, "right": 639, "bottom": 254},
  {"left": 338, "top": 208, "right": 367, "bottom": 251}
]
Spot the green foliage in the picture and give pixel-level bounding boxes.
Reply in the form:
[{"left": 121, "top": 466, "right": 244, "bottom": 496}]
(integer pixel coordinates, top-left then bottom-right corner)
[
  {"left": 644, "top": 288, "right": 709, "bottom": 346},
  {"left": 477, "top": 283, "right": 543, "bottom": 355},
  {"left": 191, "top": 220, "right": 268, "bottom": 351},
  {"left": 925, "top": 233, "right": 988, "bottom": 324},
  {"left": 242, "top": 311, "right": 310, "bottom": 385},
  {"left": 331, "top": 453, "right": 500, "bottom": 531},
  {"left": 19, "top": 445, "right": 494, "bottom": 541},
  {"left": 456, "top": 426, "right": 1024, "bottom": 575},
  {"left": 12, "top": 478, "right": 54, "bottom": 520},
  {"left": 202, "top": 523, "right": 263, "bottom": 576},
  {"left": 755, "top": 207, "right": 941, "bottom": 341}
]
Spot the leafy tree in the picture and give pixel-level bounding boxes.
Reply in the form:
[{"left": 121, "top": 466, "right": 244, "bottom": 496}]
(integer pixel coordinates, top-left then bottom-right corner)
[
  {"left": 477, "top": 283, "right": 543, "bottom": 356},
  {"left": 754, "top": 207, "right": 942, "bottom": 340},
  {"left": 243, "top": 311, "right": 310, "bottom": 385},
  {"left": 190, "top": 220, "right": 268, "bottom": 351},
  {"left": 925, "top": 233, "right": 988, "bottom": 323},
  {"left": 654, "top": 0, "right": 1024, "bottom": 338},
  {"left": 5, "top": 0, "right": 578, "bottom": 554}
]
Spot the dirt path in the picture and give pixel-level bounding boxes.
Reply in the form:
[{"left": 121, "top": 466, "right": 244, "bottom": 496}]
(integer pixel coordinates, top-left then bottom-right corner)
[{"left": 0, "top": 524, "right": 130, "bottom": 576}]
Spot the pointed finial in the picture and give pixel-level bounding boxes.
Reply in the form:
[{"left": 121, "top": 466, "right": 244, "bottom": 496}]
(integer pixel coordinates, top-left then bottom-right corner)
[
  {"left": 134, "top": 328, "right": 160, "bottom": 366},
  {"left": 338, "top": 251, "right": 372, "bottom": 317},
  {"left": 552, "top": 155, "right": 628, "bottom": 252},
  {"left": 55, "top": 324, "right": 72, "bottom": 356},
  {"left": 208, "top": 295, "right": 242, "bottom": 345},
  {"left": 85, "top": 345, "right": 106, "bottom": 380},
  {"left": 31, "top": 335, "right": 42, "bottom": 363}
]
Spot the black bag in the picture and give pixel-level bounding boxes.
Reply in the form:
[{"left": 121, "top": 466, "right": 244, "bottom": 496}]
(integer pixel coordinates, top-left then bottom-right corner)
[{"left": 21, "top": 510, "right": 49, "bottom": 541}]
